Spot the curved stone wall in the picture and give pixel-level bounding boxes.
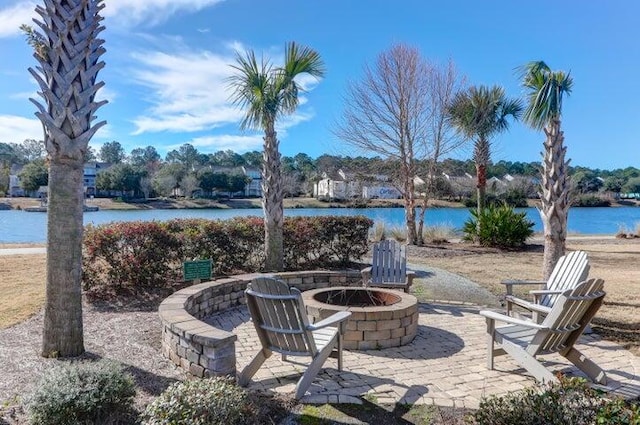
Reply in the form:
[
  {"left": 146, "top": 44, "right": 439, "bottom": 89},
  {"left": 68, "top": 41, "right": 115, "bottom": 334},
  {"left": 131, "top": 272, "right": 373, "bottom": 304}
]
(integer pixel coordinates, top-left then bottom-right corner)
[{"left": 159, "top": 271, "right": 362, "bottom": 378}]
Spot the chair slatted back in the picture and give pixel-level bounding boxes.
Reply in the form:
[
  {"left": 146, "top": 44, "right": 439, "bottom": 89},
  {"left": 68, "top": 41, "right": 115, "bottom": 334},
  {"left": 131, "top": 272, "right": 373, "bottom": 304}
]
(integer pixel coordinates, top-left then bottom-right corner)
[
  {"left": 542, "top": 251, "right": 590, "bottom": 306},
  {"left": 528, "top": 278, "right": 605, "bottom": 355},
  {"left": 371, "top": 240, "right": 407, "bottom": 284},
  {"left": 245, "top": 277, "right": 317, "bottom": 357}
]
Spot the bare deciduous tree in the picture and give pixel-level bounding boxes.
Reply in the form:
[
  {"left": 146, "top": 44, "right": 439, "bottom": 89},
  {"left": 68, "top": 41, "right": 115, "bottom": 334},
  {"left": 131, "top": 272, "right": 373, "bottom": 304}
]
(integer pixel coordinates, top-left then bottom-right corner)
[
  {"left": 416, "top": 60, "right": 466, "bottom": 243},
  {"left": 335, "top": 45, "right": 465, "bottom": 244}
]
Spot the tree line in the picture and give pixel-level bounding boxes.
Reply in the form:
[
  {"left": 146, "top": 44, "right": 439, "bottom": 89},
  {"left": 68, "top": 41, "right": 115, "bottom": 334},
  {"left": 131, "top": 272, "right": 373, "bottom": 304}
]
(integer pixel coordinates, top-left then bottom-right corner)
[{"left": 2, "top": 139, "right": 640, "bottom": 198}]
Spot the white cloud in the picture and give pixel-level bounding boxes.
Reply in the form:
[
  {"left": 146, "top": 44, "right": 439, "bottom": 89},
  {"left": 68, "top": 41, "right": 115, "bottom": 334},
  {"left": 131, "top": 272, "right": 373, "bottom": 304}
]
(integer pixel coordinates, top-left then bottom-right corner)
[
  {"left": 102, "top": 0, "right": 224, "bottom": 27},
  {"left": 129, "top": 46, "right": 320, "bottom": 137},
  {"left": 0, "top": 0, "right": 224, "bottom": 38},
  {"left": 0, "top": 114, "right": 42, "bottom": 142},
  {"left": 96, "top": 86, "right": 117, "bottom": 104},
  {"left": 129, "top": 48, "right": 243, "bottom": 134},
  {"left": 0, "top": 1, "right": 37, "bottom": 38}
]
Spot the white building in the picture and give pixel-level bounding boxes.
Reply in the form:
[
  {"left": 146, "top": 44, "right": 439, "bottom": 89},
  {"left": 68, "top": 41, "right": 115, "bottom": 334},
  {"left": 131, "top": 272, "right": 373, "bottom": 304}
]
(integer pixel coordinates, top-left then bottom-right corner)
[
  {"left": 314, "top": 170, "right": 360, "bottom": 200},
  {"left": 242, "top": 167, "right": 262, "bottom": 197}
]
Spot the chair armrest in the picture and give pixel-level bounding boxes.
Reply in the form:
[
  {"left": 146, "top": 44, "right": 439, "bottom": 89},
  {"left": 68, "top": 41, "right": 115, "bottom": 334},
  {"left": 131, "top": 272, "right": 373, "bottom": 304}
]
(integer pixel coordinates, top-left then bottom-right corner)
[
  {"left": 505, "top": 295, "right": 552, "bottom": 314},
  {"left": 501, "top": 279, "right": 547, "bottom": 295},
  {"left": 480, "top": 310, "right": 548, "bottom": 329},
  {"left": 501, "top": 279, "right": 547, "bottom": 285},
  {"left": 307, "top": 311, "right": 352, "bottom": 331},
  {"left": 529, "top": 289, "right": 563, "bottom": 295}
]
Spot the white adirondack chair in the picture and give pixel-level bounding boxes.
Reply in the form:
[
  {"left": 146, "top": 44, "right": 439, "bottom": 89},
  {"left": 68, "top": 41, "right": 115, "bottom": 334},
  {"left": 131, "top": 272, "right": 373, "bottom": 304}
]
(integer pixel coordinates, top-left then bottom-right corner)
[
  {"left": 502, "top": 250, "right": 590, "bottom": 322},
  {"left": 362, "top": 240, "right": 415, "bottom": 293},
  {"left": 481, "top": 278, "right": 607, "bottom": 384},
  {"left": 238, "top": 277, "right": 351, "bottom": 399}
]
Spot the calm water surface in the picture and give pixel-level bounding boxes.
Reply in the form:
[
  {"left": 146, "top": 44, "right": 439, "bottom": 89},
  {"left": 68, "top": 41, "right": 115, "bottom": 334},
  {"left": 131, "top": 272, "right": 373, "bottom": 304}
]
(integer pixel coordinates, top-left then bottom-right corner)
[{"left": 1, "top": 206, "right": 640, "bottom": 243}]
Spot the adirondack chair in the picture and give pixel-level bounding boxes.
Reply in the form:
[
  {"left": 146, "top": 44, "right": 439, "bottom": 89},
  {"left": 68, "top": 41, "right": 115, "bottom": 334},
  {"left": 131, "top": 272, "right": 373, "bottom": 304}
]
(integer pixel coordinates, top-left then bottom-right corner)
[
  {"left": 238, "top": 277, "right": 351, "bottom": 399},
  {"left": 481, "top": 278, "right": 606, "bottom": 384},
  {"left": 502, "top": 250, "right": 589, "bottom": 322},
  {"left": 362, "top": 240, "right": 415, "bottom": 293}
]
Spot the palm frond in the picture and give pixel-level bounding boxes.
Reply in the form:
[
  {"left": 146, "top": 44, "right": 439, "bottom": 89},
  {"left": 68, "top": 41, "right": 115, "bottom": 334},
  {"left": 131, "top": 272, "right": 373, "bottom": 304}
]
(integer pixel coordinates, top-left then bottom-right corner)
[
  {"left": 518, "top": 60, "right": 573, "bottom": 129},
  {"left": 447, "top": 84, "right": 521, "bottom": 140},
  {"left": 228, "top": 41, "right": 325, "bottom": 131},
  {"left": 227, "top": 49, "right": 274, "bottom": 130}
]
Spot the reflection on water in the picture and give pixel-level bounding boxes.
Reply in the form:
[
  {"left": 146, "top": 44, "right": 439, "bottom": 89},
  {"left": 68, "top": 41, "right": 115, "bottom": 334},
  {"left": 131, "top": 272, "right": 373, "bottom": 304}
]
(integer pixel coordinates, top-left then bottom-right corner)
[{"left": 1, "top": 206, "right": 639, "bottom": 243}]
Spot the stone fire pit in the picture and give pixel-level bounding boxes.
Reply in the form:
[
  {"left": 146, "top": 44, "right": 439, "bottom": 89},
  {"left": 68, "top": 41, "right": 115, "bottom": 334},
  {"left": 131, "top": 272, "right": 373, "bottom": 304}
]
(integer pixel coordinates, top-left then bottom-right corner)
[{"left": 303, "top": 287, "right": 419, "bottom": 350}]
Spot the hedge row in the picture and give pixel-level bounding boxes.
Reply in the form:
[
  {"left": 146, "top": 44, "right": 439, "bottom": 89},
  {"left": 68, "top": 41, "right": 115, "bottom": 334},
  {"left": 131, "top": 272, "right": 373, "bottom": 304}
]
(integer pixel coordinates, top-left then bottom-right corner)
[{"left": 82, "top": 215, "right": 373, "bottom": 290}]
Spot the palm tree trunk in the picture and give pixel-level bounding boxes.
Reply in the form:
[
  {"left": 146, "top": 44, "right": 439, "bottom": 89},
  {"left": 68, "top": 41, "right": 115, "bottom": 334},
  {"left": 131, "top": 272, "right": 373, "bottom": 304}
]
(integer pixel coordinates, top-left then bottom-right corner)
[
  {"left": 262, "top": 123, "right": 284, "bottom": 271},
  {"left": 29, "top": 0, "right": 107, "bottom": 357},
  {"left": 476, "top": 163, "right": 487, "bottom": 212},
  {"left": 539, "top": 119, "right": 570, "bottom": 279},
  {"left": 42, "top": 159, "right": 85, "bottom": 357},
  {"left": 474, "top": 137, "right": 490, "bottom": 215}
]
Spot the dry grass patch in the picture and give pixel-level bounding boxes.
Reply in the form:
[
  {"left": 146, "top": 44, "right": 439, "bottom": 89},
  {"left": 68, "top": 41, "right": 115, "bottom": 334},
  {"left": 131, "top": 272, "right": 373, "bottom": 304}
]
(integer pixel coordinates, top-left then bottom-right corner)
[{"left": 0, "top": 254, "right": 46, "bottom": 328}]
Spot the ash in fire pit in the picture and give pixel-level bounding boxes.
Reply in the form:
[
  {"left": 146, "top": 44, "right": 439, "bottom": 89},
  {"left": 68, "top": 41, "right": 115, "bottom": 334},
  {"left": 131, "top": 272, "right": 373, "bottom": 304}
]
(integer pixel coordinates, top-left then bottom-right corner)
[
  {"left": 313, "top": 288, "right": 401, "bottom": 307},
  {"left": 303, "top": 287, "right": 419, "bottom": 350}
]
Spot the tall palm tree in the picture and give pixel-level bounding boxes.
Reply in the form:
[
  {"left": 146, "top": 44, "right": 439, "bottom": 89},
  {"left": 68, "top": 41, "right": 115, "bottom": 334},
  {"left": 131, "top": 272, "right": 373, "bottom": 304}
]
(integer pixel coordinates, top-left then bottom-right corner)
[
  {"left": 447, "top": 85, "right": 523, "bottom": 215},
  {"left": 518, "top": 61, "right": 574, "bottom": 279},
  {"left": 229, "top": 42, "right": 325, "bottom": 271},
  {"left": 27, "top": 0, "right": 107, "bottom": 357}
]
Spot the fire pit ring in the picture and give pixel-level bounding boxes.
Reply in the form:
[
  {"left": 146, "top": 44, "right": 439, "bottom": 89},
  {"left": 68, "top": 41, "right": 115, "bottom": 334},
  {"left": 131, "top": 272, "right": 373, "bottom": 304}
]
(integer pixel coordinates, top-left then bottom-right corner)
[{"left": 303, "top": 287, "right": 419, "bottom": 350}]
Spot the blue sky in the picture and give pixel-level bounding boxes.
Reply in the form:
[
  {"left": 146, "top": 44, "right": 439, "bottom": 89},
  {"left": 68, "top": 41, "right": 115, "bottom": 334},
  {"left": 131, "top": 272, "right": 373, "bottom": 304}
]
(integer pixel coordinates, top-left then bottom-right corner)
[{"left": 0, "top": 0, "right": 638, "bottom": 170}]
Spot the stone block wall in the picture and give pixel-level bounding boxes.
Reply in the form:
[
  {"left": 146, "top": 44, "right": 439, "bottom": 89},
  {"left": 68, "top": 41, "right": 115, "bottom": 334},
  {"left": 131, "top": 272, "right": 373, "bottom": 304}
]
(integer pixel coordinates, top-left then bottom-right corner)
[{"left": 159, "top": 270, "right": 362, "bottom": 379}]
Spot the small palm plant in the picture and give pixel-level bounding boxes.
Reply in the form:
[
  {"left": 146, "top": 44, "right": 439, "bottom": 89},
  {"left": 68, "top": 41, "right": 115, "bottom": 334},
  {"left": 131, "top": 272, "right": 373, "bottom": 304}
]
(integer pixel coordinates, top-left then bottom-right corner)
[{"left": 447, "top": 85, "right": 523, "bottom": 217}]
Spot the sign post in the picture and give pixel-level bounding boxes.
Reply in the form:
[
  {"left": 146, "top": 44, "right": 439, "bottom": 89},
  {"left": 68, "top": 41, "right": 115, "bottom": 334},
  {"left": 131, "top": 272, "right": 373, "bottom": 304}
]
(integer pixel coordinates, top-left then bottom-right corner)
[{"left": 183, "top": 259, "right": 212, "bottom": 283}]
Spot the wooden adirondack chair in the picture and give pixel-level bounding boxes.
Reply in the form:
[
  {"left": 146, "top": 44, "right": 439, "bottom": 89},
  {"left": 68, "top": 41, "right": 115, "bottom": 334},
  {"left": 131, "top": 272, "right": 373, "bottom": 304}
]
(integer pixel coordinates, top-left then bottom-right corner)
[
  {"left": 238, "top": 277, "right": 351, "bottom": 399},
  {"left": 502, "top": 250, "right": 590, "bottom": 322},
  {"left": 481, "top": 278, "right": 607, "bottom": 384},
  {"left": 362, "top": 240, "right": 415, "bottom": 293}
]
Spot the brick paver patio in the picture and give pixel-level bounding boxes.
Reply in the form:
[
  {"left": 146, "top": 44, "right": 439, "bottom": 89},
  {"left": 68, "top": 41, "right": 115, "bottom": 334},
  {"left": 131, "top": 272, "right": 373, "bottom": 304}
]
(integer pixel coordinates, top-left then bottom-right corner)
[{"left": 207, "top": 303, "right": 640, "bottom": 408}]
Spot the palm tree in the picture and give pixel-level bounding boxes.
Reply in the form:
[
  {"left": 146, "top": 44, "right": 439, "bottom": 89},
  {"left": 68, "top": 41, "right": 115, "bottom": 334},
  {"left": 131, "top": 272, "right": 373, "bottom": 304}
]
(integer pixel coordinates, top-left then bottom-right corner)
[
  {"left": 27, "top": 0, "right": 107, "bottom": 357},
  {"left": 518, "top": 61, "right": 574, "bottom": 279},
  {"left": 229, "top": 42, "right": 325, "bottom": 271},
  {"left": 447, "top": 85, "right": 523, "bottom": 215}
]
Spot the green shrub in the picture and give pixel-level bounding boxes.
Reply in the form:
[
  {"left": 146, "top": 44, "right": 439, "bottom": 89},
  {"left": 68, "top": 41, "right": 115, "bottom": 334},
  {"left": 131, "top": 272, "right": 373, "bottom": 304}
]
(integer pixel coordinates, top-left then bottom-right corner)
[
  {"left": 462, "top": 203, "right": 534, "bottom": 248},
  {"left": 573, "top": 195, "right": 611, "bottom": 207},
  {"left": 472, "top": 377, "right": 639, "bottom": 425},
  {"left": 142, "top": 377, "right": 255, "bottom": 425},
  {"left": 25, "top": 360, "right": 136, "bottom": 425},
  {"left": 83, "top": 221, "right": 182, "bottom": 290},
  {"left": 83, "top": 216, "right": 373, "bottom": 290},
  {"left": 596, "top": 397, "right": 640, "bottom": 424},
  {"left": 305, "top": 216, "right": 373, "bottom": 266}
]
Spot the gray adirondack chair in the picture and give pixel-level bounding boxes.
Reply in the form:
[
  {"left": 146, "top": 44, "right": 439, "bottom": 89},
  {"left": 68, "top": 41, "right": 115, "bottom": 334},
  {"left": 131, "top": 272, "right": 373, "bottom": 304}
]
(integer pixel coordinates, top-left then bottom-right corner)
[
  {"left": 502, "top": 250, "right": 590, "bottom": 322},
  {"left": 362, "top": 240, "right": 415, "bottom": 293},
  {"left": 238, "top": 277, "right": 351, "bottom": 399},
  {"left": 481, "top": 277, "right": 606, "bottom": 384}
]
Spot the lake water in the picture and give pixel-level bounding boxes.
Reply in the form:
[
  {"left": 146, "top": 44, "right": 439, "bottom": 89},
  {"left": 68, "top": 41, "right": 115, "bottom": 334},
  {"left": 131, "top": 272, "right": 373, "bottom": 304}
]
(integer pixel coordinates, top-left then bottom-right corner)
[{"left": 1, "top": 206, "right": 640, "bottom": 243}]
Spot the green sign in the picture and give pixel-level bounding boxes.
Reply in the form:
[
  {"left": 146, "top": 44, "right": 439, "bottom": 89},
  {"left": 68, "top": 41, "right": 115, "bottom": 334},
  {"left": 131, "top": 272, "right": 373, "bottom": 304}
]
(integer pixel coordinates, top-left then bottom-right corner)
[{"left": 183, "top": 259, "right": 212, "bottom": 281}]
